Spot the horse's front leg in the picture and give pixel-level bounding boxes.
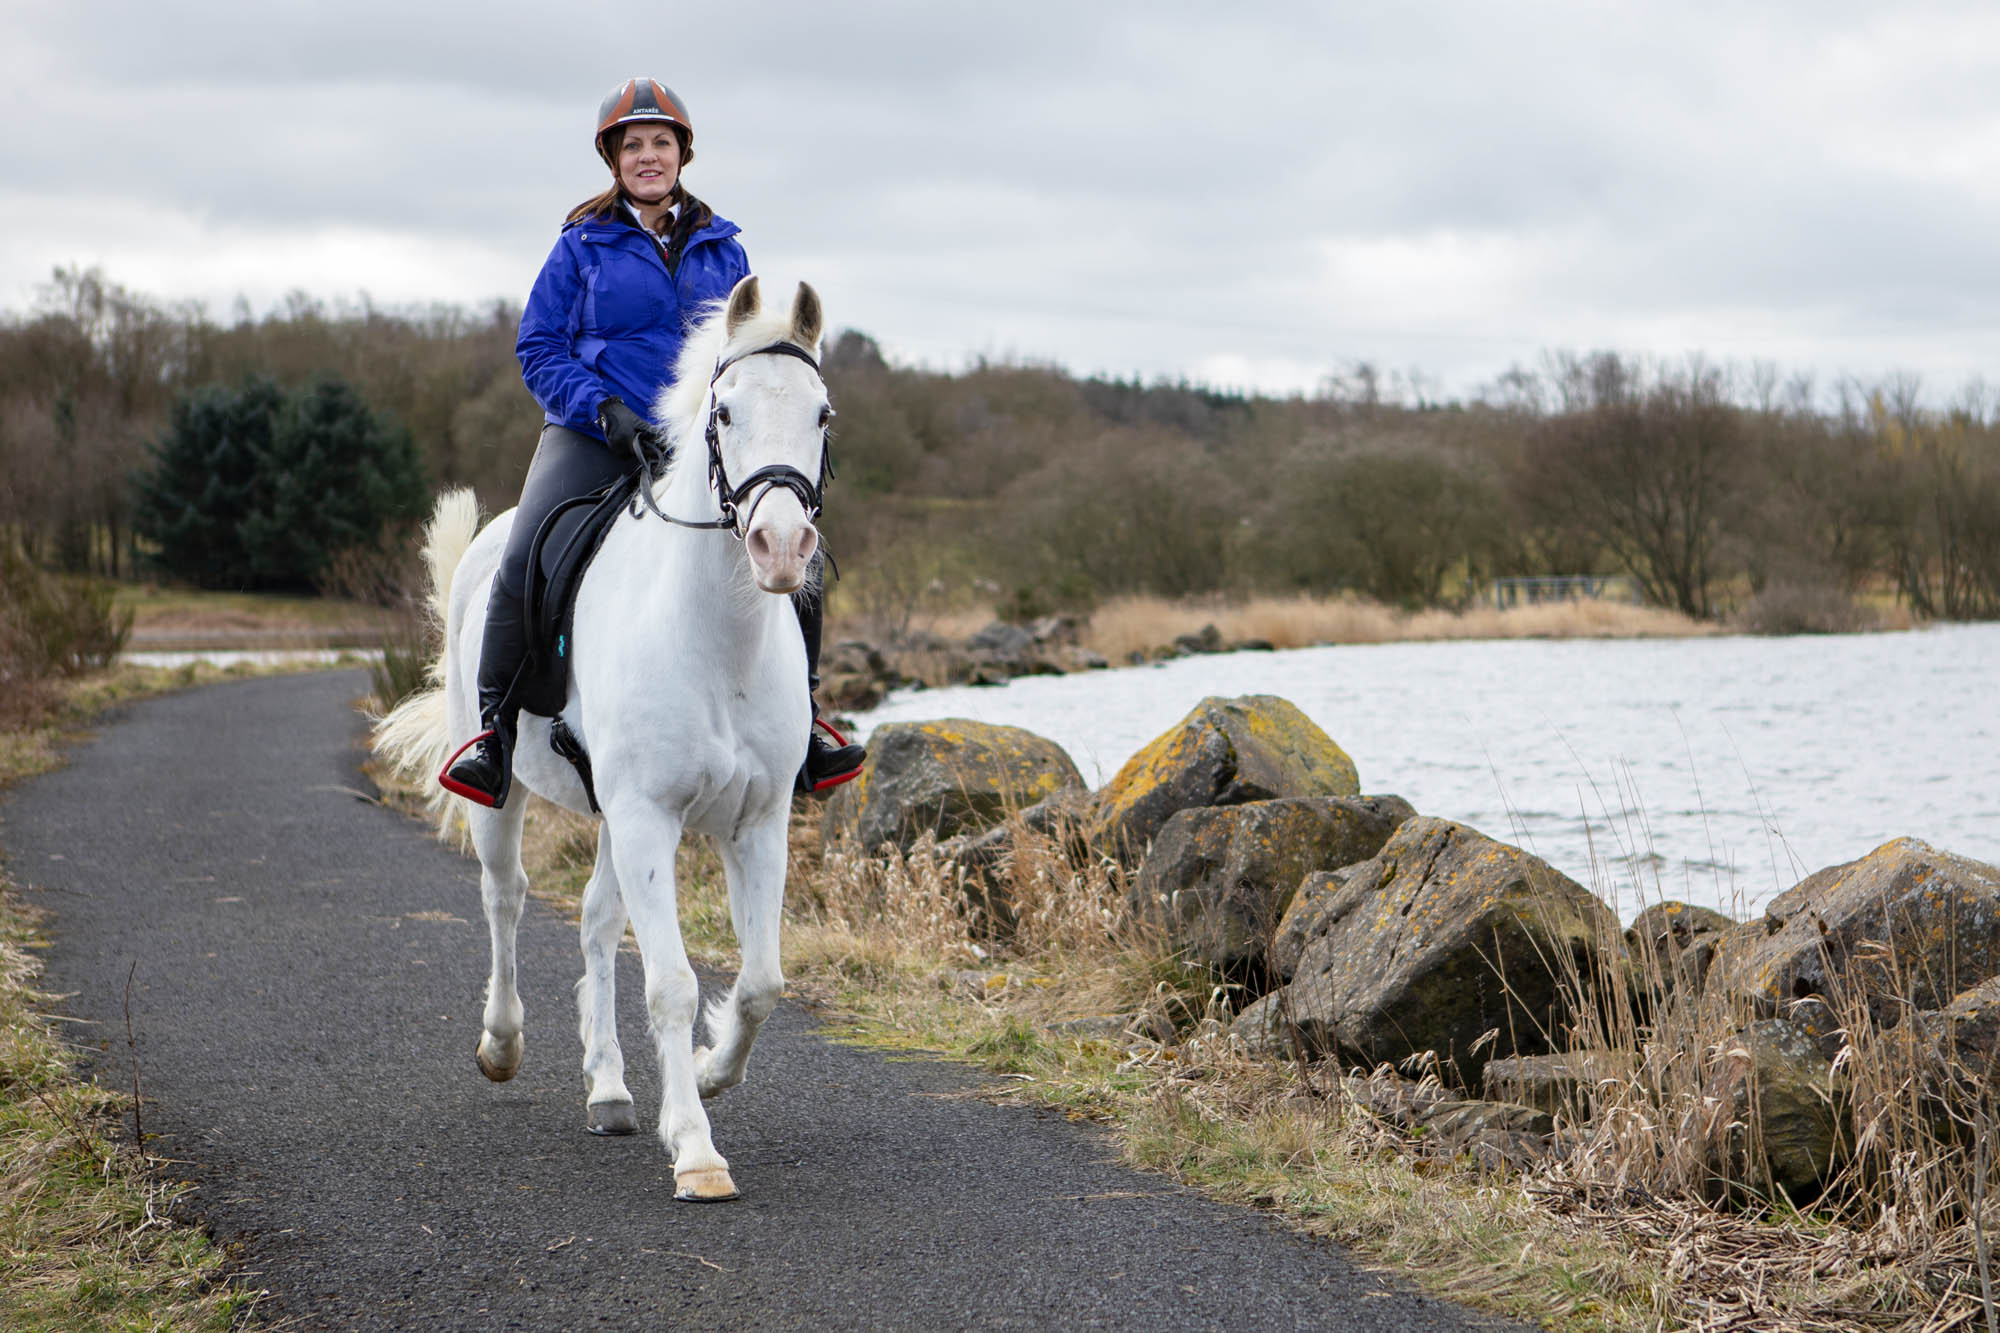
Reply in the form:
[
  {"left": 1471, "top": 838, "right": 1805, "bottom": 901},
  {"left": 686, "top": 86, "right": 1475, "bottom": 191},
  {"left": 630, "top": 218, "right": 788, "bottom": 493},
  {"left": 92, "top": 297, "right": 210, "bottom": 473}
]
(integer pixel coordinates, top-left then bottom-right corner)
[
  {"left": 605, "top": 802, "right": 737, "bottom": 1202},
  {"left": 694, "top": 808, "right": 788, "bottom": 1100},
  {"left": 469, "top": 799, "right": 531, "bottom": 1082},
  {"left": 575, "top": 823, "right": 637, "bottom": 1135}
]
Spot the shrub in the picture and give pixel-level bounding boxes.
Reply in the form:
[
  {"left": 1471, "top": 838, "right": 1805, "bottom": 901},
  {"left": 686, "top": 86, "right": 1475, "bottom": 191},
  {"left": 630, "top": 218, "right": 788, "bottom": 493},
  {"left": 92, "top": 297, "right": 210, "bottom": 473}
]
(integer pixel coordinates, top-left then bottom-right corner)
[
  {"left": 1729, "top": 581, "right": 1868, "bottom": 634},
  {"left": 0, "top": 539, "right": 131, "bottom": 725}
]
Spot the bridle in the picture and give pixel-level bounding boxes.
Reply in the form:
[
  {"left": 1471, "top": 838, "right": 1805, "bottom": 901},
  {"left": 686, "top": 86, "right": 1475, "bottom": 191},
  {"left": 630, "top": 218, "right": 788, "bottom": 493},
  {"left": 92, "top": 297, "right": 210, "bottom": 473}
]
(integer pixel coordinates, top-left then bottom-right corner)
[{"left": 632, "top": 341, "right": 832, "bottom": 537}]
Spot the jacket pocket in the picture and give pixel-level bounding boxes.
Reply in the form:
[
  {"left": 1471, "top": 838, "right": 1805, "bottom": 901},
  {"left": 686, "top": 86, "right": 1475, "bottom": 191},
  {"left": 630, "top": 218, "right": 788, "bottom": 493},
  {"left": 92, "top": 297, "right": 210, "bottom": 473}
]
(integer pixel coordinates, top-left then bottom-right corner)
[{"left": 583, "top": 248, "right": 667, "bottom": 338}]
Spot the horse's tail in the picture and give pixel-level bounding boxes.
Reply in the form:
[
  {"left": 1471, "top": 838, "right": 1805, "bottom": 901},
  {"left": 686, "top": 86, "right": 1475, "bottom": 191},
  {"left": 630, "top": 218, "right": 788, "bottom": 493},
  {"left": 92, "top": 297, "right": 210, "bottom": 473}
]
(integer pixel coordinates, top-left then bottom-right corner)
[{"left": 371, "top": 488, "right": 482, "bottom": 839}]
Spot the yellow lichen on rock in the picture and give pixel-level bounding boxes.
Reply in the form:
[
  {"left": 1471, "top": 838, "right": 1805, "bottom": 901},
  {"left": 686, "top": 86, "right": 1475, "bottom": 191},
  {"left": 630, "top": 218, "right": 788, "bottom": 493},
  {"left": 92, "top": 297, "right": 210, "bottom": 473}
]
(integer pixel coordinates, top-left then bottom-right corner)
[
  {"left": 823, "top": 717, "right": 1084, "bottom": 852},
  {"left": 1091, "top": 694, "right": 1361, "bottom": 859}
]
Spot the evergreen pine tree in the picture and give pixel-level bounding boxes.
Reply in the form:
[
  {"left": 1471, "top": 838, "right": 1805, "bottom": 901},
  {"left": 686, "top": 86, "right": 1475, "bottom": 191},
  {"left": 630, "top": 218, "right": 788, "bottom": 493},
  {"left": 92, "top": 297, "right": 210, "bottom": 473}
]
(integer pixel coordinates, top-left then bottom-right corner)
[{"left": 133, "top": 375, "right": 429, "bottom": 590}]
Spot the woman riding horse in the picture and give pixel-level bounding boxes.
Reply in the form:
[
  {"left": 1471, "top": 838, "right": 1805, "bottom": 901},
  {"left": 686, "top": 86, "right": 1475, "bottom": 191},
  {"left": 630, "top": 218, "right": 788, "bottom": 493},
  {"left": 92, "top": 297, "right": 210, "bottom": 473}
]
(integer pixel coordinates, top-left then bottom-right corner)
[{"left": 443, "top": 76, "right": 865, "bottom": 808}]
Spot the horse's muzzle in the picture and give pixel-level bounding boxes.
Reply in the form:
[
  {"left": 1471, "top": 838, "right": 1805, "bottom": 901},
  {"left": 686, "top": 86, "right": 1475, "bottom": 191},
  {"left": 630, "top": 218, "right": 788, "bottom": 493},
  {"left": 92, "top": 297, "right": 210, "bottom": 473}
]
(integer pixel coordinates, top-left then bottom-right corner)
[{"left": 746, "top": 517, "right": 819, "bottom": 594}]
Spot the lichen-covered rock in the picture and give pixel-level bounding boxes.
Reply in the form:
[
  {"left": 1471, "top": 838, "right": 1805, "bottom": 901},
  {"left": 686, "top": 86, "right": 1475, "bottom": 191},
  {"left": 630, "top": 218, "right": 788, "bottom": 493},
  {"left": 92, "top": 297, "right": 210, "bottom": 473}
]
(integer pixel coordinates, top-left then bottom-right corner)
[
  {"left": 816, "top": 671, "right": 887, "bottom": 712},
  {"left": 1626, "top": 900, "right": 1736, "bottom": 953},
  {"left": 1624, "top": 901, "right": 1735, "bottom": 997},
  {"left": 1929, "top": 976, "right": 2000, "bottom": 1078},
  {"left": 1132, "top": 796, "right": 1413, "bottom": 978},
  {"left": 1704, "top": 1018, "right": 1848, "bottom": 1203},
  {"left": 1267, "top": 809, "right": 1420, "bottom": 980},
  {"left": 1089, "top": 695, "right": 1360, "bottom": 861},
  {"left": 822, "top": 719, "right": 1083, "bottom": 853},
  {"left": 1706, "top": 839, "right": 2000, "bottom": 1024},
  {"left": 1269, "top": 816, "right": 1625, "bottom": 1088}
]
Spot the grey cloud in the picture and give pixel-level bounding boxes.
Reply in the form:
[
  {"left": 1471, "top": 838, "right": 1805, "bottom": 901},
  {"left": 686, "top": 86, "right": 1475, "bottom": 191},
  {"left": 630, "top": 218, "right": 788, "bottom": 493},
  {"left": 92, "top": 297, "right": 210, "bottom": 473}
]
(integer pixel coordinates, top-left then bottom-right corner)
[{"left": 7, "top": 1, "right": 2000, "bottom": 394}]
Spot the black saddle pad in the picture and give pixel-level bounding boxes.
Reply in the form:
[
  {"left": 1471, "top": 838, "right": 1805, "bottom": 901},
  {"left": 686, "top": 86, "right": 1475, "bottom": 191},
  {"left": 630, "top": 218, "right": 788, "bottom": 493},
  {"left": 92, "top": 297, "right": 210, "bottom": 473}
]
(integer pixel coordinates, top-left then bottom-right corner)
[{"left": 510, "top": 470, "right": 641, "bottom": 719}]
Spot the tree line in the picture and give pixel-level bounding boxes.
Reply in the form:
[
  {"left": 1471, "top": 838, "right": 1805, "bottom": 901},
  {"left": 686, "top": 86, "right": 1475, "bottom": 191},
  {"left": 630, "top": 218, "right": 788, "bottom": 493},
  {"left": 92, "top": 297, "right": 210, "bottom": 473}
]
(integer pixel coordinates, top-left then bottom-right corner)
[{"left": 3, "top": 267, "right": 1997, "bottom": 624}]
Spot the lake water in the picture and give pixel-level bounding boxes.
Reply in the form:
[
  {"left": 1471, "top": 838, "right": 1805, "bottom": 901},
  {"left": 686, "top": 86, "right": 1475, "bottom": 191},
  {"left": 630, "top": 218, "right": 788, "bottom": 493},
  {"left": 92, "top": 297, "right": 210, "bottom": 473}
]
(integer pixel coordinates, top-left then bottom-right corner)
[
  {"left": 122, "top": 649, "right": 381, "bottom": 669},
  {"left": 852, "top": 624, "right": 2000, "bottom": 922}
]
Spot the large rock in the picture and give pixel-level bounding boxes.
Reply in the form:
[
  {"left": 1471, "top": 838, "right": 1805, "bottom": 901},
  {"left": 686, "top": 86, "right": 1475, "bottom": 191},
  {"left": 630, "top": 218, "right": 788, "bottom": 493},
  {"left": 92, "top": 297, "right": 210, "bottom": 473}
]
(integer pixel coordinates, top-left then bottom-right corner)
[
  {"left": 1089, "top": 695, "right": 1360, "bottom": 861},
  {"left": 1707, "top": 839, "right": 2000, "bottom": 1024},
  {"left": 1625, "top": 900, "right": 1736, "bottom": 997},
  {"left": 1132, "top": 796, "right": 1414, "bottom": 978},
  {"left": 1252, "top": 816, "right": 1624, "bottom": 1088},
  {"left": 1704, "top": 1018, "right": 1848, "bottom": 1203},
  {"left": 1626, "top": 900, "right": 1735, "bottom": 953},
  {"left": 1929, "top": 976, "right": 2000, "bottom": 1078},
  {"left": 1272, "top": 860, "right": 1396, "bottom": 982},
  {"left": 822, "top": 719, "right": 1084, "bottom": 853}
]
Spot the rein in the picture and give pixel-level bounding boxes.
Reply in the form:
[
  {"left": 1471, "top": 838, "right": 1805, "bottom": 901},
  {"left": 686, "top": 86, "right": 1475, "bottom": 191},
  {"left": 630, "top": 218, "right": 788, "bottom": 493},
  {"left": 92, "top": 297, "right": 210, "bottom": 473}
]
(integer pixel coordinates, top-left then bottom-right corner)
[{"left": 631, "top": 341, "right": 833, "bottom": 538}]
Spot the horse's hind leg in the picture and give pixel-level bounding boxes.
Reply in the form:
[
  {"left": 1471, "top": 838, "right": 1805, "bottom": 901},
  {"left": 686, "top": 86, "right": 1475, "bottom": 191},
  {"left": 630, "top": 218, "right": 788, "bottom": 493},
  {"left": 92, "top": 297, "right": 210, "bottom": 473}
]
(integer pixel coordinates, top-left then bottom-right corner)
[
  {"left": 469, "top": 799, "right": 531, "bottom": 1081},
  {"left": 695, "top": 812, "right": 788, "bottom": 1100},
  {"left": 575, "top": 824, "right": 637, "bottom": 1134}
]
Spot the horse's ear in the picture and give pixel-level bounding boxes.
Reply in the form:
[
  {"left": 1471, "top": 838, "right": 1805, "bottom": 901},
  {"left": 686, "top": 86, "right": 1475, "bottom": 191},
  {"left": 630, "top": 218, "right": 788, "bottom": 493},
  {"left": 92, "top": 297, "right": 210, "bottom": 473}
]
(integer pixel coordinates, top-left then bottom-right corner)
[
  {"left": 725, "top": 276, "right": 761, "bottom": 337},
  {"left": 789, "top": 282, "right": 823, "bottom": 350}
]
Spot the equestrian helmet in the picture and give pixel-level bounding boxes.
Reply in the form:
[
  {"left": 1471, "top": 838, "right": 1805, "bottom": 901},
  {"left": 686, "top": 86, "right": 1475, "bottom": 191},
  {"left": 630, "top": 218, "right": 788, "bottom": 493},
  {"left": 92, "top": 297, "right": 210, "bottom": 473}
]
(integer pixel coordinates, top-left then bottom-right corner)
[{"left": 596, "top": 78, "right": 694, "bottom": 166}]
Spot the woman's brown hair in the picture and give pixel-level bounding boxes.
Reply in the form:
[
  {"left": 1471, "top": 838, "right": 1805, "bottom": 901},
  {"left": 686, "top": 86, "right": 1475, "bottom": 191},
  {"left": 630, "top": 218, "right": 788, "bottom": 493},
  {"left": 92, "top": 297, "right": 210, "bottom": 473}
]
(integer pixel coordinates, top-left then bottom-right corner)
[{"left": 565, "top": 125, "right": 714, "bottom": 273}]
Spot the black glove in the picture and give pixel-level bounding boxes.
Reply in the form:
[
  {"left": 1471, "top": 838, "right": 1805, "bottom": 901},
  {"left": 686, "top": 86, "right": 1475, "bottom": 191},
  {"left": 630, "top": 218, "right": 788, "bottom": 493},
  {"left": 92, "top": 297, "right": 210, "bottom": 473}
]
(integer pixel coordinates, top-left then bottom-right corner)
[{"left": 597, "top": 396, "right": 668, "bottom": 468}]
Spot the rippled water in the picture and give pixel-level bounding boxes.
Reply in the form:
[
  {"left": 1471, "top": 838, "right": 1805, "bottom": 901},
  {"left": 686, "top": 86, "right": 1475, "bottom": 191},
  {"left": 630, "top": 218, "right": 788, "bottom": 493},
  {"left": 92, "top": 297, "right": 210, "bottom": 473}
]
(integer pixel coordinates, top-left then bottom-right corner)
[{"left": 854, "top": 624, "right": 2000, "bottom": 922}]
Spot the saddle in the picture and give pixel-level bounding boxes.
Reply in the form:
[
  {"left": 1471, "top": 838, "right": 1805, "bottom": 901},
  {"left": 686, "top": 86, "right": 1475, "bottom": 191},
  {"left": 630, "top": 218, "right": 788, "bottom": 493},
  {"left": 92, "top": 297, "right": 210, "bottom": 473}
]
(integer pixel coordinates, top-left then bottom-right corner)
[{"left": 503, "top": 469, "right": 645, "bottom": 809}]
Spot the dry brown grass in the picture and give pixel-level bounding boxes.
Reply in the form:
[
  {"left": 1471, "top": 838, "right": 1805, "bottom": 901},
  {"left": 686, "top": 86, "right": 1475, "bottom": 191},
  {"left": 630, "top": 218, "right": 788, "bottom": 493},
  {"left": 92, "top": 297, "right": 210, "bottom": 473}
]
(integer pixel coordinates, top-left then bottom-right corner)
[
  {"left": 1082, "top": 592, "right": 1715, "bottom": 661},
  {"left": 831, "top": 591, "right": 1717, "bottom": 666}
]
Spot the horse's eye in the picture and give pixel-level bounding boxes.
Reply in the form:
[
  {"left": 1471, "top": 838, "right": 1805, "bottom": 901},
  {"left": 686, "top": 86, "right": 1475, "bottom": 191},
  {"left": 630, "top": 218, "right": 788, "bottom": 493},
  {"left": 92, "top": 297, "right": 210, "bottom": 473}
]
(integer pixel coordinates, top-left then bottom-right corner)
[
  {"left": 716, "top": 404, "right": 731, "bottom": 427},
  {"left": 818, "top": 405, "right": 832, "bottom": 428}
]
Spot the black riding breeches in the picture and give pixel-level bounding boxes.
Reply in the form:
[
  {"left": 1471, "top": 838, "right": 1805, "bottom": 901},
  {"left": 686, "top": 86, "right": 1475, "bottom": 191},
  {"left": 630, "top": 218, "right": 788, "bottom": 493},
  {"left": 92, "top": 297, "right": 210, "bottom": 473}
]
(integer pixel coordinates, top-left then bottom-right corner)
[{"left": 493, "top": 424, "right": 634, "bottom": 617}]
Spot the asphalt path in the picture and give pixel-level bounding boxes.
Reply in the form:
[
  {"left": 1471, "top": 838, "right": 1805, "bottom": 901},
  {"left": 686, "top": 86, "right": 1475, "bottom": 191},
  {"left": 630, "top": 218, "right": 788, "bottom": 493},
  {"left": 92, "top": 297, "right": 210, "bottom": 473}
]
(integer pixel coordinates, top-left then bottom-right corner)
[{"left": 2, "top": 670, "right": 1526, "bottom": 1331}]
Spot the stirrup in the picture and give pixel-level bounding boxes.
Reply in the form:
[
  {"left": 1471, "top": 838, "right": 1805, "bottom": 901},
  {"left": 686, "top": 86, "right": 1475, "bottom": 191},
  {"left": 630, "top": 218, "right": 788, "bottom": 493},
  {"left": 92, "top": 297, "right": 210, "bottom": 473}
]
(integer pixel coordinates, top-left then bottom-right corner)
[
  {"left": 439, "top": 728, "right": 511, "bottom": 808},
  {"left": 798, "top": 716, "right": 866, "bottom": 795}
]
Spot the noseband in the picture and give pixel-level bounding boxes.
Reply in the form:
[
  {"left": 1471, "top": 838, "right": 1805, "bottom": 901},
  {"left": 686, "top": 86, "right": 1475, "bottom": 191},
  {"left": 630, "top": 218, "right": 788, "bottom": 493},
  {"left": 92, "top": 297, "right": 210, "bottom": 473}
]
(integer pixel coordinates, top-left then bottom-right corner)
[{"left": 633, "top": 341, "right": 833, "bottom": 537}]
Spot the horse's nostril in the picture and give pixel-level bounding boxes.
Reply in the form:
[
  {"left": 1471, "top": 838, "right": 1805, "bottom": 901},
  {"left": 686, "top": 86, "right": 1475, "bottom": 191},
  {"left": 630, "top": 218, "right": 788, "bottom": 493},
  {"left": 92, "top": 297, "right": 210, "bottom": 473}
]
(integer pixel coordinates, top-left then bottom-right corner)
[
  {"left": 747, "top": 528, "right": 774, "bottom": 563},
  {"left": 797, "top": 528, "right": 819, "bottom": 565}
]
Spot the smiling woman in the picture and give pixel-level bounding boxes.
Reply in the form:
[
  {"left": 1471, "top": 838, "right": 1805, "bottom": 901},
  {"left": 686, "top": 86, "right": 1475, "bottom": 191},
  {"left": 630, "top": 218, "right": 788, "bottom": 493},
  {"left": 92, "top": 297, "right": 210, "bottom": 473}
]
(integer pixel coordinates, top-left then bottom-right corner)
[{"left": 439, "top": 76, "right": 864, "bottom": 809}]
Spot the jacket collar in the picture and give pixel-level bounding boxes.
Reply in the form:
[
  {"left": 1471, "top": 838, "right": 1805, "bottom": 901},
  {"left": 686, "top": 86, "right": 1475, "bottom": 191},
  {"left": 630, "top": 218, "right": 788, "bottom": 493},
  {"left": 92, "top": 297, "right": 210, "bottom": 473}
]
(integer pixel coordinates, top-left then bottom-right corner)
[{"left": 568, "top": 208, "right": 740, "bottom": 248}]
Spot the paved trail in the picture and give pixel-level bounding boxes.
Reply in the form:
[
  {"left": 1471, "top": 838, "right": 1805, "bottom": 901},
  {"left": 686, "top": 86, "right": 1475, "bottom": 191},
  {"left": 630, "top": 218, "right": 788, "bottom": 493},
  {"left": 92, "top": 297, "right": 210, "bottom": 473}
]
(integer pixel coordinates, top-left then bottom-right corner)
[{"left": 2, "top": 670, "right": 1524, "bottom": 1331}]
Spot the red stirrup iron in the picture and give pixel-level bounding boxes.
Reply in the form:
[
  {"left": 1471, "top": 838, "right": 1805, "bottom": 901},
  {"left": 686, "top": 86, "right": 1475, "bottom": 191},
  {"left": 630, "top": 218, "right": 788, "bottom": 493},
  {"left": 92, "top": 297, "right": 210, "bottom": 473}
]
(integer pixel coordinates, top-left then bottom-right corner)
[
  {"left": 806, "top": 716, "right": 863, "bottom": 793},
  {"left": 438, "top": 729, "right": 502, "bottom": 807}
]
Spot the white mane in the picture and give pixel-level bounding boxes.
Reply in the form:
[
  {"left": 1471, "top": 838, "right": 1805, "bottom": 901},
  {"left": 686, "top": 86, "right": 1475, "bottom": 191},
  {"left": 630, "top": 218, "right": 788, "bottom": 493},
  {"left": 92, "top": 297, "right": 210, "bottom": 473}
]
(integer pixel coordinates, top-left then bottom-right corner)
[{"left": 656, "top": 292, "right": 819, "bottom": 459}]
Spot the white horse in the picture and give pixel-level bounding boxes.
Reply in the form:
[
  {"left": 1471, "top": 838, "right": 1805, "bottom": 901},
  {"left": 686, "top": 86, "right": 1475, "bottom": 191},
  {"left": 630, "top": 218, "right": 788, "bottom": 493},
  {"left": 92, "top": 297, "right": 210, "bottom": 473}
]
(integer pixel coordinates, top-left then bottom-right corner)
[{"left": 375, "top": 276, "right": 828, "bottom": 1202}]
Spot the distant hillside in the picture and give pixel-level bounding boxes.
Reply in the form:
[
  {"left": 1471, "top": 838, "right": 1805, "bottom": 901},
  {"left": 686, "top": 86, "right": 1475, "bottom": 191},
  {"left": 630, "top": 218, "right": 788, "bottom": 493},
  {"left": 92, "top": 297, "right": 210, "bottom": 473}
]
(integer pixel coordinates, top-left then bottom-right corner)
[{"left": 4, "top": 268, "right": 1995, "bottom": 626}]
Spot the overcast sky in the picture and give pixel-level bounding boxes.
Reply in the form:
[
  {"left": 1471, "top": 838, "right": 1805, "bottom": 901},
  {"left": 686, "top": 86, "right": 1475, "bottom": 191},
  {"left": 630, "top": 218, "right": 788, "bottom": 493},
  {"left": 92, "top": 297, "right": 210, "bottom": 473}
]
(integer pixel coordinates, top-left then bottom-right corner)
[{"left": 8, "top": 1, "right": 2000, "bottom": 398}]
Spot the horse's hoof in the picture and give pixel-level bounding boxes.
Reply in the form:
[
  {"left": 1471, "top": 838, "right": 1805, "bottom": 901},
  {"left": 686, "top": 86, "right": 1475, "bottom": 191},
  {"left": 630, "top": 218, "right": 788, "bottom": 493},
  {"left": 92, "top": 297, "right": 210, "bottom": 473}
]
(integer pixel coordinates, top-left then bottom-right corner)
[
  {"left": 586, "top": 1101, "right": 638, "bottom": 1135},
  {"left": 475, "top": 1031, "right": 523, "bottom": 1082},
  {"left": 673, "top": 1167, "right": 740, "bottom": 1203}
]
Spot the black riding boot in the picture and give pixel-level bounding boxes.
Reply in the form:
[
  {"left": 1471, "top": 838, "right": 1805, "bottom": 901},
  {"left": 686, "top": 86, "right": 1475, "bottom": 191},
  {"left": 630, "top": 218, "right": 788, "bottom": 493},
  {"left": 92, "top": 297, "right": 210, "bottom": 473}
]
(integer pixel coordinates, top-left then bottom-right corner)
[
  {"left": 794, "top": 590, "right": 866, "bottom": 794},
  {"left": 442, "top": 593, "right": 528, "bottom": 809}
]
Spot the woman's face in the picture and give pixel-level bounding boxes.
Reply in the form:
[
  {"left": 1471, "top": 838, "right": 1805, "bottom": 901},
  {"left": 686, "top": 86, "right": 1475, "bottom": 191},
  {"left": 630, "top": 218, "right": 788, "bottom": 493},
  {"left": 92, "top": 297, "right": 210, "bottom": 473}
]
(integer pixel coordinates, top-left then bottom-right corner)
[{"left": 616, "top": 123, "right": 682, "bottom": 205}]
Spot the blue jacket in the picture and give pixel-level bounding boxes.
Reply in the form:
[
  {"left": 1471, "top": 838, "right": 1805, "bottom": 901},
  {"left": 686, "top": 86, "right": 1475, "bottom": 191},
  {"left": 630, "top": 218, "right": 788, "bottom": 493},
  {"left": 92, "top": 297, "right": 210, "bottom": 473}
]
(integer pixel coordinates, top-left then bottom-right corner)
[{"left": 516, "top": 209, "right": 749, "bottom": 437}]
